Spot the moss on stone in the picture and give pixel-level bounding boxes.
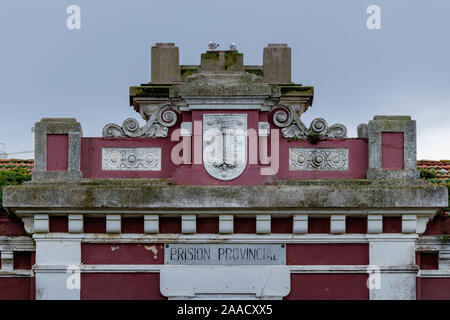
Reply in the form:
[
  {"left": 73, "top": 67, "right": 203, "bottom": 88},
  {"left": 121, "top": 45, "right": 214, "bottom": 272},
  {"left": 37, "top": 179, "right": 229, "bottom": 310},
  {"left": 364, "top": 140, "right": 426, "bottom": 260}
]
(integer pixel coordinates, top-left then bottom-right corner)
[
  {"left": 129, "top": 86, "right": 171, "bottom": 97},
  {"left": 224, "top": 52, "right": 240, "bottom": 71},
  {"left": 244, "top": 67, "right": 263, "bottom": 77},
  {"left": 180, "top": 66, "right": 199, "bottom": 79},
  {"left": 201, "top": 52, "right": 220, "bottom": 62},
  {"left": 280, "top": 86, "right": 314, "bottom": 96}
]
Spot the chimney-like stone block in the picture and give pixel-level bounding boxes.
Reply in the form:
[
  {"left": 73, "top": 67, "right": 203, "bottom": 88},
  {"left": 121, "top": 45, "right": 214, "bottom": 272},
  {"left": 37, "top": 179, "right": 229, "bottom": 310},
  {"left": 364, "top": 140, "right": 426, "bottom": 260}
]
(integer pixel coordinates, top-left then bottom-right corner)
[
  {"left": 200, "top": 51, "right": 244, "bottom": 72},
  {"left": 366, "top": 115, "right": 419, "bottom": 180},
  {"left": 33, "top": 118, "right": 82, "bottom": 181},
  {"left": 263, "top": 44, "right": 291, "bottom": 84},
  {"left": 151, "top": 43, "right": 180, "bottom": 84}
]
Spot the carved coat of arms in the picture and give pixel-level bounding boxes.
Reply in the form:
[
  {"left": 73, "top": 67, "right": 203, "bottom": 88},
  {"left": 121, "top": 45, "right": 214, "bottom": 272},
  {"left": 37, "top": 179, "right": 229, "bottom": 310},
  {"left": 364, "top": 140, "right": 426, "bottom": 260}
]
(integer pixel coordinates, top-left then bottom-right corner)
[{"left": 203, "top": 114, "right": 247, "bottom": 180}]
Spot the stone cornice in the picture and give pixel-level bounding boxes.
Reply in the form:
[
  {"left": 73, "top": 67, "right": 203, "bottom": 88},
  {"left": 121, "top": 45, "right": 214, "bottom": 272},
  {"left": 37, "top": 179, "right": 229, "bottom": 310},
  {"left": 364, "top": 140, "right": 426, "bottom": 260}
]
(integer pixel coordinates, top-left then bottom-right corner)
[{"left": 3, "top": 179, "right": 447, "bottom": 211}]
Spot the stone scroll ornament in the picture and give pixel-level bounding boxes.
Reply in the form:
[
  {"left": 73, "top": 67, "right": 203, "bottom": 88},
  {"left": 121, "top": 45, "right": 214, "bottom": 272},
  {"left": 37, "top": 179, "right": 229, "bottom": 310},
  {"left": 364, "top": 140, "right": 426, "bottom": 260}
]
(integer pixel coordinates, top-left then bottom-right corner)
[
  {"left": 272, "top": 105, "right": 347, "bottom": 139},
  {"left": 102, "top": 104, "right": 178, "bottom": 138}
]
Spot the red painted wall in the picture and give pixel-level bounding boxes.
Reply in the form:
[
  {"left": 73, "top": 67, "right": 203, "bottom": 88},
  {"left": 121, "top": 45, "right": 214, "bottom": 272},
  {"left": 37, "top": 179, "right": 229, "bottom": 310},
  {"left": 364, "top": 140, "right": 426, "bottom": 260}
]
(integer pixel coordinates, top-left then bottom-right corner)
[
  {"left": 81, "top": 273, "right": 165, "bottom": 300},
  {"left": 346, "top": 217, "right": 367, "bottom": 233},
  {"left": 82, "top": 243, "right": 164, "bottom": 265},
  {"left": 271, "top": 218, "right": 292, "bottom": 233},
  {"left": 122, "top": 217, "right": 144, "bottom": 233},
  {"left": 383, "top": 217, "right": 402, "bottom": 233},
  {"left": 422, "top": 215, "right": 450, "bottom": 235},
  {"left": 308, "top": 218, "right": 330, "bottom": 234},
  {"left": 49, "top": 216, "right": 68, "bottom": 233},
  {"left": 46, "top": 134, "right": 68, "bottom": 171},
  {"left": 197, "top": 218, "right": 219, "bottom": 233},
  {"left": 417, "top": 278, "right": 450, "bottom": 300},
  {"left": 286, "top": 274, "right": 369, "bottom": 300},
  {"left": 382, "top": 132, "right": 404, "bottom": 170},
  {"left": 83, "top": 217, "right": 106, "bottom": 233},
  {"left": 286, "top": 244, "right": 369, "bottom": 265},
  {"left": 0, "top": 216, "right": 28, "bottom": 236},
  {"left": 0, "top": 278, "right": 34, "bottom": 300}
]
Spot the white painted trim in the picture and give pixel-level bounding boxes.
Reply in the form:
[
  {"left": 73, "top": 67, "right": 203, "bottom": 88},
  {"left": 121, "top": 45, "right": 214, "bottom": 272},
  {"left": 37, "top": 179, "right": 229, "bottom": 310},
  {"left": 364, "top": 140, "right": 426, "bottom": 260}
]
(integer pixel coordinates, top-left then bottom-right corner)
[
  {"left": 418, "top": 270, "right": 450, "bottom": 278},
  {"left": 32, "top": 233, "right": 419, "bottom": 243},
  {"left": 106, "top": 215, "right": 121, "bottom": 234},
  {"left": 144, "top": 215, "right": 159, "bottom": 234},
  {"left": 0, "top": 270, "right": 33, "bottom": 277},
  {"left": 0, "top": 236, "right": 35, "bottom": 251},
  {"left": 182, "top": 215, "right": 196, "bottom": 234},
  {"left": 15, "top": 208, "right": 439, "bottom": 217},
  {"left": 256, "top": 215, "right": 271, "bottom": 234},
  {"left": 48, "top": 264, "right": 420, "bottom": 275},
  {"left": 68, "top": 214, "right": 83, "bottom": 233}
]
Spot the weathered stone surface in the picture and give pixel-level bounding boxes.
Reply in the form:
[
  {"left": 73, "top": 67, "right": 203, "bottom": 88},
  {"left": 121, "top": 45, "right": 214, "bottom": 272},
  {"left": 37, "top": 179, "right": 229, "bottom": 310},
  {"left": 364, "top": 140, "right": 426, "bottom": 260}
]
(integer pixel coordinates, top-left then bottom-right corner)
[
  {"left": 200, "top": 50, "right": 244, "bottom": 72},
  {"left": 263, "top": 44, "right": 291, "bottom": 84},
  {"left": 3, "top": 179, "right": 447, "bottom": 210},
  {"left": 33, "top": 118, "right": 82, "bottom": 181},
  {"left": 178, "top": 72, "right": 275, "bottom": 97},
  {"left": 367, "top": 116, "right": 418, "bottom": 180},
  {"left": 151, "top": 43, "right": 180, "bottom": 84}
]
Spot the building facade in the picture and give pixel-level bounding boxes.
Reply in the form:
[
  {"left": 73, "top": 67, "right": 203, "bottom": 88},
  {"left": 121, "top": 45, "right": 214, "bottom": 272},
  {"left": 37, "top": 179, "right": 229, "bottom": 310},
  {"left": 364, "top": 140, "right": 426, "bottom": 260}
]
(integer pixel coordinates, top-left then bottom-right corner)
[{"left": 1, "top": 43, "right": 449, "bottom": 300}]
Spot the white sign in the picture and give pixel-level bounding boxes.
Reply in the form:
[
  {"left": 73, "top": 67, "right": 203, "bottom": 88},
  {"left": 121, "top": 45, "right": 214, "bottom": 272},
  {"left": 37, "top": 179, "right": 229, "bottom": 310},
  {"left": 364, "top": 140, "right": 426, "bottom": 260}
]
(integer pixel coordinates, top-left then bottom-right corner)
[{"left": 165, "top": 244, "right": 286, "bottom": 265}]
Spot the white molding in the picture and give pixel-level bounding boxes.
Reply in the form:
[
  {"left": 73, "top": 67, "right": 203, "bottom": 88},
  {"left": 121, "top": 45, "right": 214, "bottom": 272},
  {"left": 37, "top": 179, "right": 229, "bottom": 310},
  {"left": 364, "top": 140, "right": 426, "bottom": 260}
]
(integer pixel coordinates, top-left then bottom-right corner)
[
  {"left": 31, "top": 233, "right": 419, "bottom": 243},
  {"left": 182, "top": 215, "right": 196, "bottom": 234},
  {"left": 219, "top": 215, "right": 233, "bottom": 234},
  {"left": 66, "top": 264, "right": 419, "bottom": 275},
  {"left": 418, "top": 270, "right": 450, "bottom": 278},
  {"left": 106, "top": 215, "right": 121, "bottom": 234},
  {"left": 68, "top": 214, "right": 83, "bottom": 233},
  {"left": 367, "top": 215, "right": 382, "bottom": 234},
  {"left": 293, "top": 215, "right": 307, "bottom": 234},
  {"left": 15, "top": 208, "right": 440, "bottom": 217},
  {"left": 34, "top": 214, "right": 49, "bottom": 233},
  {"left": 144, "top": 215, "right": 159, "bottom": 234},
  {"left": 0, "top": 270, "right": 33, "bottom": 277},
  {"left": 330, "top": 215, "right": 345, "bottom": 234},
  {"left": 0, "top": 236, "right": 35, "bottom": 251},
  {"left": 402, "top": 215, "right": 417, "bottom": 234},
  {"left": 1, "top": 251, "right": 14, "bottom": 271},
  {"left": 256, "top": 215, "right": 271, "bottom": 234}
]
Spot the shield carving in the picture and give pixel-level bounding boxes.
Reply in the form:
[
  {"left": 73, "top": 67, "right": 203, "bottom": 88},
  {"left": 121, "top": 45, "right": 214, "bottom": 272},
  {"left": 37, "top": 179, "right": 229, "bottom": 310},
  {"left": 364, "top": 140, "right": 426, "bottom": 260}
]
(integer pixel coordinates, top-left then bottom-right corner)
[{"left": 203, "top": 114, "right": 247, "bottom": 181}]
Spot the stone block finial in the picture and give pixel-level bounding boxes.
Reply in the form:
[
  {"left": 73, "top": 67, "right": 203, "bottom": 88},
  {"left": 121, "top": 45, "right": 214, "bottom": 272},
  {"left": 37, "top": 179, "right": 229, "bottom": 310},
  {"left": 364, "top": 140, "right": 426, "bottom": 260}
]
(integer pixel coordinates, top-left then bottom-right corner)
[
  {"left": 33, "top": 118, "right": 82, "bottom": 181},
  {"left": 200, "top": 50, "right": 244, "bottom": 72},
  {"left": 151, "top": 42, "right": 180, "bottom": 84},
  {"left": 263, "top": 43, "right": 291, "bottom": 84},
  {"left": 366, "top": 115, "right": 419, "bottom": 180}
]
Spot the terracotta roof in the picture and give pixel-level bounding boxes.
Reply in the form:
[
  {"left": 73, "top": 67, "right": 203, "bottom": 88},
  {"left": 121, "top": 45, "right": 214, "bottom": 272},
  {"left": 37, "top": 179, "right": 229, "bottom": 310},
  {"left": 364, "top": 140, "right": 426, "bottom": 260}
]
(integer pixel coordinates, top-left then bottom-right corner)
[
  {"left": 0, "top": 159, "right": 449, "bottom": 179},
  {"left": 417, "top": 160, "right": 450, "bottom": 179},
  {"left": 0, "top": 159, "right": 33, "bottom": 174}
]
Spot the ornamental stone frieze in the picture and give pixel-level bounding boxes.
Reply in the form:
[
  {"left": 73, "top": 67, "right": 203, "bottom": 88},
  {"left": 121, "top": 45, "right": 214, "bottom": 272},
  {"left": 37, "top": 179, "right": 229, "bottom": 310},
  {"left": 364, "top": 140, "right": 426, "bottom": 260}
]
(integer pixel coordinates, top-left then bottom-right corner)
[
  {"left": 272, "top": 105, "right": 347, "bottom": 139},
  {"left": 102, "top": 104, "right": 178, "bottom": 138}
]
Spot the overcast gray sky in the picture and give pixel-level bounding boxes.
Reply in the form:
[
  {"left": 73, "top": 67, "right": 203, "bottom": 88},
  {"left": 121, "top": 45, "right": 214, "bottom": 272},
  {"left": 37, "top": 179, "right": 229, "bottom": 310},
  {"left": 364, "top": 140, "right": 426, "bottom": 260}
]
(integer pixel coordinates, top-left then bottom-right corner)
[{"left": 0, "top": 0, "right": 449, "bottom": 160}]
